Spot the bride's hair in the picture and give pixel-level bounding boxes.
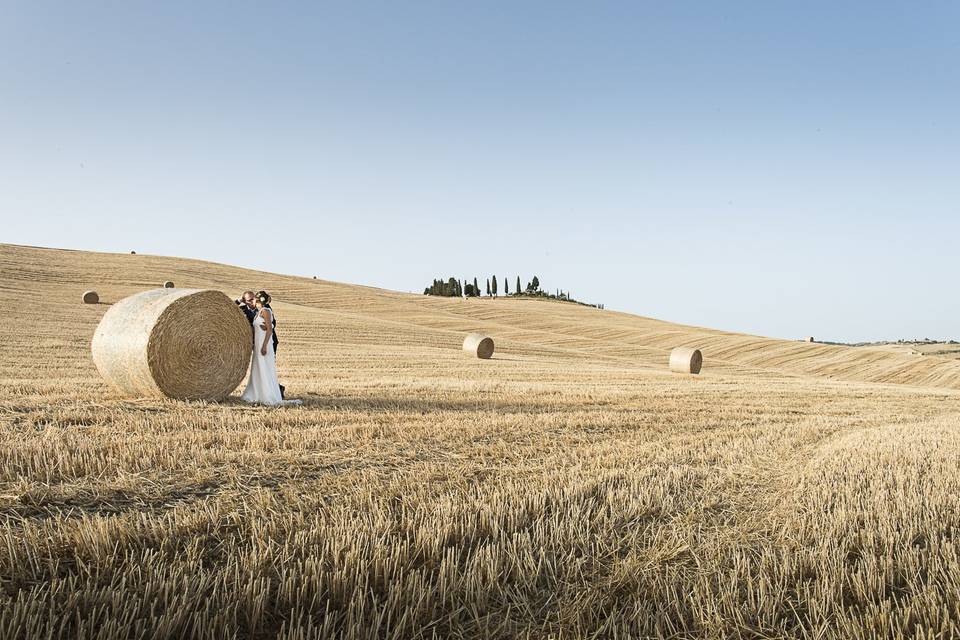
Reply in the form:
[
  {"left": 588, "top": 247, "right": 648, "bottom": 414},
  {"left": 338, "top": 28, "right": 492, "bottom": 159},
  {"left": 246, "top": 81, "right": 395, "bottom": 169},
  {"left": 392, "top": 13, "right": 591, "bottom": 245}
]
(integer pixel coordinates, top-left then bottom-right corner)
[{"left": 255, "top": 290, "right": 271, "bottom": 306}]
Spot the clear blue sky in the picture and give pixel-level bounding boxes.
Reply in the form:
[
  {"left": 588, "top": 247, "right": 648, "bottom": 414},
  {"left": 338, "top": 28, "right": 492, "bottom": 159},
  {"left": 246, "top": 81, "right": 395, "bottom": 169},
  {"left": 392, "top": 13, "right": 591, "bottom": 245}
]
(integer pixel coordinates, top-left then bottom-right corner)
[{"left": 3, "top": 2, "right": 957, "bottom": 342}]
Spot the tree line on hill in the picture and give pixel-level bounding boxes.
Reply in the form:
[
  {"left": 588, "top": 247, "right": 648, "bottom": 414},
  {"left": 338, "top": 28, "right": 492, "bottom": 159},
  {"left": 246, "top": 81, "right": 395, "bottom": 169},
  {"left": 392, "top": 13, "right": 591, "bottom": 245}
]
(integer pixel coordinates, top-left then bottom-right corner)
[{"left": 423, "top": 275, "right": 604, "bottom": 310}]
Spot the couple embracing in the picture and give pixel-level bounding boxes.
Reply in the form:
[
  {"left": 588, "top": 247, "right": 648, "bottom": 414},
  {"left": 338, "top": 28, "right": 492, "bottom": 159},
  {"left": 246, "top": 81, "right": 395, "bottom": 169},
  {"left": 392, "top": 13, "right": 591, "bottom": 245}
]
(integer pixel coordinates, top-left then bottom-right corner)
[{"left": 236, "top": 290, "right": 300, "bottom": 406}]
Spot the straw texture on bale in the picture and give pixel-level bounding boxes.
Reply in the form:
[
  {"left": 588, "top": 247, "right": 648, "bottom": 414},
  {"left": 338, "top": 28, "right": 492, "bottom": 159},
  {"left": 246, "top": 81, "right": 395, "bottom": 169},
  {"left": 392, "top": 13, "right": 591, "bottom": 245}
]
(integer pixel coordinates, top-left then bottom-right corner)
[
  {"left": 669, "top": 347, "right": 702, "bottom": 374},
  {"left": 163, "top": 281, "right": 175, "bottom": 288},
  {"left": 91, "top": 289, "right": 252, "bottom": 401},
  {"left": 463, "top": 333, "right": 495, "bottom": 359},
  {"left": 82, "top": 290, "right": 99, "bottom": 304}
]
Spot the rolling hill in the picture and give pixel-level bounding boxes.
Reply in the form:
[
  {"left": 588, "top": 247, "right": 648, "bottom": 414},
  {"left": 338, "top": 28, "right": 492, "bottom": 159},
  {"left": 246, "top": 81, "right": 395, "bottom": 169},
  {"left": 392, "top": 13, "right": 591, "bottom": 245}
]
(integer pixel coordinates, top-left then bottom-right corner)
[{"left": 3, "top": 243, "right": 959, "bottom": 393}]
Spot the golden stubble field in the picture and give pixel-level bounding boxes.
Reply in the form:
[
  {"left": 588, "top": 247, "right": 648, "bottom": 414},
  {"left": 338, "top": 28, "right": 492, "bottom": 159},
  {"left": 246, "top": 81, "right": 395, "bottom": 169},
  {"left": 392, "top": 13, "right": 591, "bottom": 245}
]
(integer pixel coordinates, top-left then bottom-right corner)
[{"left": 2, "top": 243, "right": 960, "bottom": 639}]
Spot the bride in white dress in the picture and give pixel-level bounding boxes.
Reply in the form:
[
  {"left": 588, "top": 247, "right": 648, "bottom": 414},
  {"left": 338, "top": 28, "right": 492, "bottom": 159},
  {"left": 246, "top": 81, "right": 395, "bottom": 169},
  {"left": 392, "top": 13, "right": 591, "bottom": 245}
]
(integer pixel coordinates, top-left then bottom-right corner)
[{"left": 241, "top": 291, "right": 298, "bottom": 406}]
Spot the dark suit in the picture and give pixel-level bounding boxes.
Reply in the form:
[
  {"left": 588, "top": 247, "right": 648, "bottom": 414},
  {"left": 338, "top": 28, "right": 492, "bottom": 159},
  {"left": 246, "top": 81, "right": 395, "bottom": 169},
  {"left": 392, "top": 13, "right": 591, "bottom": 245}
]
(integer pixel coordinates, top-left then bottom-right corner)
[{"left": 236, "top": 299, "right": 256, "bottom": 324}]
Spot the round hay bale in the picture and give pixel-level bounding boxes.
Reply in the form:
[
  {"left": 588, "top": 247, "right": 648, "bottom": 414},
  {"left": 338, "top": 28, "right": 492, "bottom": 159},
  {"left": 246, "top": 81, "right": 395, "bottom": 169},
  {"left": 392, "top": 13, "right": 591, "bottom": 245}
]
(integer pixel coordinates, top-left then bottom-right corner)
[
  {"left": 463, "top": 333, "right": 495, "bottom": 359},
  {"left": 82, "top": 290, "right": 99, "bottom": 304},
  {"left": 91, "top": 288, "right": 252, "bottom": 401},
  {"left": 163, "top": 281, "right": 175, "bottom": 288},
  {"left": 806, "top": 336, "right": 815, "bottom": 343},
  {"left": 669, "top": 347, "right": 702, "bottom": 375},
  {"left": 130, "top": 251, "right": 136, "bottom": 255}
]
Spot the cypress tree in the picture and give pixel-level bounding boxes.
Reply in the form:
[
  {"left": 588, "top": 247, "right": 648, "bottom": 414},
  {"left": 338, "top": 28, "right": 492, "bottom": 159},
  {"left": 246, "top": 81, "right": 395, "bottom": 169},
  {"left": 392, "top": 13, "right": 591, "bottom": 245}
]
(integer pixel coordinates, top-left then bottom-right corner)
[
  {"left": 505, "top": 278, "right": 510, "bottom": 295},
  {"left": 492, "top": 275, "right": 498, "bottom": 297},
  {"left": 486, "top": 278, "right": 490, "bottom": 296},
  {"left": 516, "top": 276, "right": 521, "bottom": 294},
  {"left": 473, "top": 277, "right": 479, "bottom": 295}
]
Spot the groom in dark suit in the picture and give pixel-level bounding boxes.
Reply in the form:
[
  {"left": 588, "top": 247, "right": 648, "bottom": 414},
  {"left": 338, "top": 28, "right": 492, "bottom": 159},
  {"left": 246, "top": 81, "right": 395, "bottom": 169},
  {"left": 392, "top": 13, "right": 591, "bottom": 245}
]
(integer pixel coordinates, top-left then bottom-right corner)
[
  {"left": 237, "top": 290, "right": 257, "bottom": 323},
  {"left": 236, "top": 290, "right": 285, "bottom": 398}
]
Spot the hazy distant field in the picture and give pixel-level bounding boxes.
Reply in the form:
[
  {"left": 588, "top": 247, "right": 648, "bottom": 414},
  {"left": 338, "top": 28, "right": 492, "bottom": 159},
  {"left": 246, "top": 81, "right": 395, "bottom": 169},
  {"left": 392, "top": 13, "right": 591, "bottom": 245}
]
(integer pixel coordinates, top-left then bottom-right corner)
[
  {"left": 2, "top": 243, "right": 960, "bottom": 639},
  {"left": 866, "top": 342, "right": 960, "bottom": 360}
]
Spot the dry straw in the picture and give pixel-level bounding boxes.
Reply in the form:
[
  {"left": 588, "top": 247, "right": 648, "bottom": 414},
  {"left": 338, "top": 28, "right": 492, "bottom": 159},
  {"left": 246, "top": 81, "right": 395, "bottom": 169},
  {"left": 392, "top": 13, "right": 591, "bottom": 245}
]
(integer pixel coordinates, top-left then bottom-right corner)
[
  {"left": 669, "top": 347, "right": 703, "bottom": 374},
  {"left": 163, "top": 281, "right": 175, "bottom": 288},
  {"left": 463, "top": 333, "right": 495, "bottom": 359},
  {"left": 82, "top": 290, "right": 99, "bottom": 304},
  {"left": 91, "top": 288, "right": 252, "bottom": 401}
]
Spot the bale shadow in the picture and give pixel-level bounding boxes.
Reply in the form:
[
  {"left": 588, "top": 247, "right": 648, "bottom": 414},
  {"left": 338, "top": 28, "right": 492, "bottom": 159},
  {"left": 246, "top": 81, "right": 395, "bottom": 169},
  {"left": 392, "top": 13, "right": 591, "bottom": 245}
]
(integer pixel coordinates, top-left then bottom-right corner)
[{"left": 295, "top": 393, "right": 566, "bottom": 414}]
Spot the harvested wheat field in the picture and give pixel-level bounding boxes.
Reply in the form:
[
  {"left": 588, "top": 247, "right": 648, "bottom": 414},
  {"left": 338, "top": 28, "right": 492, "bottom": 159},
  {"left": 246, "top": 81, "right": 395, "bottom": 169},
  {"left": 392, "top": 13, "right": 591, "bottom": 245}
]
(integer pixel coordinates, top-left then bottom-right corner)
[{"left": 2, "top": 243, "right": 960, "bottom": 639}]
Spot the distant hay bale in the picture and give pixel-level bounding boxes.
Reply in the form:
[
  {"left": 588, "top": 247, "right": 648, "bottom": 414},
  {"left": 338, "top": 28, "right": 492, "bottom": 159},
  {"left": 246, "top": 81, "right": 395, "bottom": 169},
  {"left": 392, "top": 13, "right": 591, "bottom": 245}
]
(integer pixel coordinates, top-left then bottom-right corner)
[
  {"left": 91, "top": 288, "right": 251, "bottom": 401},
  {"left": 669, "top": 347, "right": 702, "bottom": 375},
  {"left": 82, "top": 290, "right": 99, "bottom": 304},
  {"left": 163, "top": 281, "right": 175, "bottom": 288},
  {"left": 130, "top": 251, "right": 136, "bottom": 255},
  {"left": 463, "top": 333, "right": 495, "bottom": 359},
  {"left": 806, "top": 336, "right": 815, "bottom": 343}
]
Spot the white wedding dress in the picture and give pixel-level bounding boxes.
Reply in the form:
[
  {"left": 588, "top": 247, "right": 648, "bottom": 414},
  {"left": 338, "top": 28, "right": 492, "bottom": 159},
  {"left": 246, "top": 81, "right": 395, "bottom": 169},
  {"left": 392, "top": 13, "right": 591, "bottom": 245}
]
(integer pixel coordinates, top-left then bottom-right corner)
[{"left": 241, "top": 308, "right": 297, "bottom": 406}]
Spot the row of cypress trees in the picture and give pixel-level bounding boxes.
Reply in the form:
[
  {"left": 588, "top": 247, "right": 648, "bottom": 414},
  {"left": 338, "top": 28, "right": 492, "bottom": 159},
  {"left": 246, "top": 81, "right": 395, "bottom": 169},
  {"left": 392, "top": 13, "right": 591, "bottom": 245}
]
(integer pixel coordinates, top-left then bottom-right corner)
[
  {"left": 423, "top": 275, "right": 603, "bottom": 309},
  {"left": 423, "top": 275, "right": 540, "bottom": 297}
]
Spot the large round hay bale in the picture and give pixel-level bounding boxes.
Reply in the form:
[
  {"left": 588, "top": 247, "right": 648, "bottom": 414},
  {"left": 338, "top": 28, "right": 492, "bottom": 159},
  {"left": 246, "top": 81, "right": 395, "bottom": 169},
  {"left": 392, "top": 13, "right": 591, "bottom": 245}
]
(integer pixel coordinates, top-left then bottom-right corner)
[
  {"left": 805, "top": 336, "right": 815, "bottom": 343},
  {"left": 669, "top": 347, "right": 702, "bottom": 374},
  {"left": 82, "top": 290, "right": 99, "bottom": 304},
  {"left": 163, "top": 281, "right": 175, "bottom": 288},
  {"left": 463, "top": 333, "right": 495, "bottom": 359},
  {"left": 91, "top": 289, "right": 252, "bottom": 401}
]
